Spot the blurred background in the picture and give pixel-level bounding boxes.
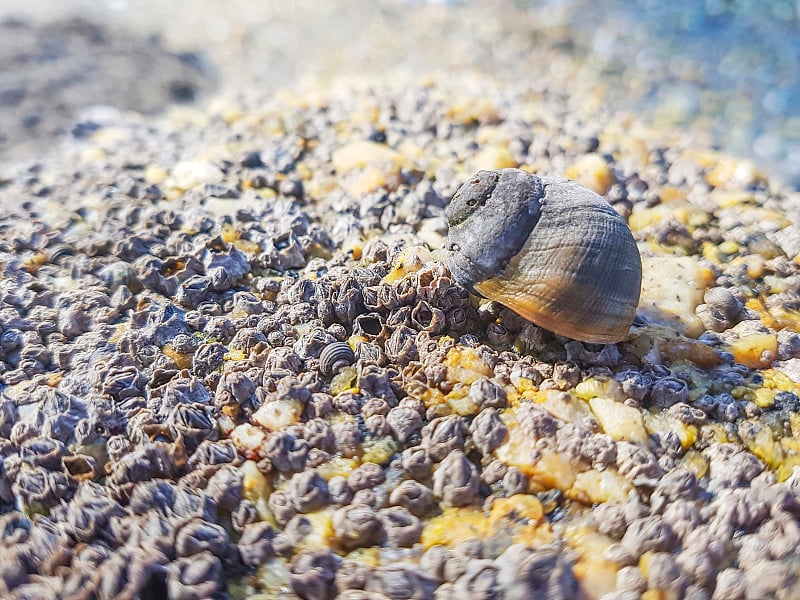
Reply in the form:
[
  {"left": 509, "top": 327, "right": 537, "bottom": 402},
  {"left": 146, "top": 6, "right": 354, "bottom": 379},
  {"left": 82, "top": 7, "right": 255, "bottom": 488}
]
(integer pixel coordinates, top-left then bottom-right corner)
[{"left": 1, "top": 0, "right": 798, "bottom": 188}]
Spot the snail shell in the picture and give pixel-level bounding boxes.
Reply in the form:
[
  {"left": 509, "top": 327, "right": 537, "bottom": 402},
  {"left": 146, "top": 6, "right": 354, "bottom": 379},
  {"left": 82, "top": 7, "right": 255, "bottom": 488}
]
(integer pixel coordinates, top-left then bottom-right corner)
[
  {"left": 445, "top": 168, "right": 642, "bottom": 343},
  {"left": 319, "top": 342, "right": 356, "bottom": 376}
]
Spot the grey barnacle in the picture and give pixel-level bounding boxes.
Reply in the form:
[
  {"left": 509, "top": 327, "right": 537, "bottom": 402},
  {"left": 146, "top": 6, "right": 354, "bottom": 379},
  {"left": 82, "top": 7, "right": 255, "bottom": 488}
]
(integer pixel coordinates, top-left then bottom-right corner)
[{"left": 445, "top": 168, "right": 642, "bottom": 343}]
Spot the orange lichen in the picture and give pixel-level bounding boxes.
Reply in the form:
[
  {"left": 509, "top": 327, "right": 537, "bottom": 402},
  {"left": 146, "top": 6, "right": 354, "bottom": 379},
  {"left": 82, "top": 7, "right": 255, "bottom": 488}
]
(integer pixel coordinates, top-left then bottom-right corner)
[
  {"left": 420, "top": 507, "right": 488, "bottom": 548},
  {"left": 567, "top": 468, "right": 635, "bottom": 504},
  {"left": 565, "top": 524, "right": 620, "bottom": 599},
  {"left": 316, "top": 456, "right": 359, "bottom": 480},
  {"left": 729, "top": 333, "right": 778, "bottom": 369},
  {"left": 162, "top": 343, "right": 193, "bottom": 370},
  {"left": 564, "top": 153, "right": 616, "bottom": 196},
  {"left": 443, "top": 346, "right": 493, "bottom": 386},
  {"left": 488, "top": 494, "right": 544, "bottom": 526}
]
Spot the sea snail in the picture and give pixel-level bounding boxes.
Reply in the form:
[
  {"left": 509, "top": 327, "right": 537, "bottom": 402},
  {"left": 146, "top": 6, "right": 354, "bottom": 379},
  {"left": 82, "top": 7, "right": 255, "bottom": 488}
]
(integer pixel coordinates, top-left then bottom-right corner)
[{"left": 445, "top": 168, "right": 642, "bottom": 343}]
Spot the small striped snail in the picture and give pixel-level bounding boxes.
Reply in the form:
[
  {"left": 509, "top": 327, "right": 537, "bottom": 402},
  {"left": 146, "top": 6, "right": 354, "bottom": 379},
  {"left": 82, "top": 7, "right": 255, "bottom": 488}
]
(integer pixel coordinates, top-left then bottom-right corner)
[{"left": 445, "top": 168, "right": 642, "bottom": 343}]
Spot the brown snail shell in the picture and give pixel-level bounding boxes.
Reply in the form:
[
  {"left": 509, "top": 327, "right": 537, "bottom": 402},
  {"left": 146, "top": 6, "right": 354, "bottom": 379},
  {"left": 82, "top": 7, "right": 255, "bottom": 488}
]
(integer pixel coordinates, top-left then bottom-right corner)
[
  {"left": 319, "top": 341, "right": 356, "bottom": 376},
  {"left": 445, "top": 168, "right": 642, "bottom": 343}
]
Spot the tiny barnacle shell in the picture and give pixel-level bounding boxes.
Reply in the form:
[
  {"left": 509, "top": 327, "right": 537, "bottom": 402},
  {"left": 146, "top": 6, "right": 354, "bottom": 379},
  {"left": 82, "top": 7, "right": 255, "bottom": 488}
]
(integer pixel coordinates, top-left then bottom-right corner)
[
  {"left": 445, "top": 168, "right": 642, "bottom": 343},
  {"left": 319, "top": 342, "right": 356, "bottom": 377}
]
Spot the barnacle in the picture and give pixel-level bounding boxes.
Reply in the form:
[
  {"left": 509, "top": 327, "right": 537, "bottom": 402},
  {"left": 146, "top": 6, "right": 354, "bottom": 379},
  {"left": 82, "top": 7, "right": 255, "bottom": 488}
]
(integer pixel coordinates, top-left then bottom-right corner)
[{"left": 4, "top": 35, "right": 800, "bottom": 600}]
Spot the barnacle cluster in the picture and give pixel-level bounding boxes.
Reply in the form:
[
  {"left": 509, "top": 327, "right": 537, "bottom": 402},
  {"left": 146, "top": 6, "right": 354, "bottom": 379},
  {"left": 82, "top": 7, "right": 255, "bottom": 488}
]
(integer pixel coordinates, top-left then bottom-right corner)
[{"left": 1, "top": 70, "right": 800, "bottom": 600}]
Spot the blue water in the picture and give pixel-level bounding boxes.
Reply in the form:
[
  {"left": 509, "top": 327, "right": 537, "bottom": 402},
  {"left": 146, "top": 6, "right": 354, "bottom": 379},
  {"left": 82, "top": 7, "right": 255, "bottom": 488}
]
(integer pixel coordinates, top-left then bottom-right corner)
[{"left": 546, "top": 0, "right": 800, "bottom": 187}]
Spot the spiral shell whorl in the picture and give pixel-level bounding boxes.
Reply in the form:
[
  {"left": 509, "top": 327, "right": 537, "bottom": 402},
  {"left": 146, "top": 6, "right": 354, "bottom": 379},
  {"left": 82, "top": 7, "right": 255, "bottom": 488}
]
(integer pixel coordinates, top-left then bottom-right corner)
[{"left": 319, "top": 342, "right": 356, "bottom": 376}]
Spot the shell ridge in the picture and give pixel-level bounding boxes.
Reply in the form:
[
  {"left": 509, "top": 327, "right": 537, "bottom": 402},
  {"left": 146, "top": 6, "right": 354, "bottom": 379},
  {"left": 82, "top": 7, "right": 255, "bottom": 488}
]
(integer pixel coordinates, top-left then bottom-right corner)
[{"left": 446, "top": 169, "right": 642, "bottom": 342}]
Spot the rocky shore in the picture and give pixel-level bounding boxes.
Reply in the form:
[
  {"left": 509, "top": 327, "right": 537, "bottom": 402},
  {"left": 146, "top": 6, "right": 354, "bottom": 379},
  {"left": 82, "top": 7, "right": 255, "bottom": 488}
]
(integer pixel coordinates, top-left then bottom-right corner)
[{"left": 1, "top": 3, "right": 800, "bottom": 600}]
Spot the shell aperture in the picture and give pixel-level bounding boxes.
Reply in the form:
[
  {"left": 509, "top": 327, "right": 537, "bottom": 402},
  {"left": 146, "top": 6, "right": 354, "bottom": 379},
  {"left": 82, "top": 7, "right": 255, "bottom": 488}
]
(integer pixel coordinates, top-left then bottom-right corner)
[{"left": 445, "top": 168, "right": 642, "bottom": 343}]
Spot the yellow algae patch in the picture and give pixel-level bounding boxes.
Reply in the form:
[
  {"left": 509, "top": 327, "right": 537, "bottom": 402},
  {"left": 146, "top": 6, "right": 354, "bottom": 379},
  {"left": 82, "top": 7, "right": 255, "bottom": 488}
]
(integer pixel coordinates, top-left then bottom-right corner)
[
  {"left": 422, "top": 497, "right": 554, "bottom": 550},
  {"left": 718, "top": 240, "right": 740, "bottom": 256},
  {"left": 341, "top": 164, "right": 400, "bottom": 196},
  {"left": 230, "top": 424, "right": 266, "bottom": 459},
  {"left": 589, "top": 397, "right": 649, "bottom": 446},
  {"left": 745, "top": 297, "right": 800, "bottom": 330},
  {"left": 575, "top": 377, "right": 624, "bottom": 402},
  {"left": 421, "top": 507, "right": 488, "bottom": 548},
  {"left": 740, "top": 421, "right": 782, "bottom": 470},
  {"left": 777, "top": 453, "right": 800, "bottom": 482},
  {"left": 511, "top": 524, "right": 555, "bottom": 548},
  {"left": 567, "top": 468, "right": 634, "bottom": 504},
  {"left": 565, "top": 524, "right": 620, "bottom": 600},
  {"left": 488, "top": 494, "right": 545, "bottom": 526},
  {"left": 445, "top": 385, "right": 481, "bottom": 416},
  {"left": 564, "top": 153, "right": 616, "bottom": 196},
  {"left": 341, "top": 236, "right": 364, "bottom": 261},
  {"left": 729, "top": 333, "right": 778, "bottom": 369},
  {"left": 417, "top": 386, "right": 447, "bottom": 410},
  {"left": 628, "top": 202, "right": 693, "bottom": 232},
  {"left": 757, "top": 370, "right": 800, "bottom": 407},
  {"left": 658, "top": 186, "right": 686, "bottom": 203},
  {"left": 539, "top": 389, "right": 595, "bottom": 424},
  {"left": 643, "top": 412, "right": 698, "bottom": 450},
  {"left": 681, "top": 450, "right": 709, "bottom": 479},
  {"left": 168, "top": 160, "right": 223, "bottom": 191},
  {"left": 625, "top": 324, "right": 722, "bottom": 368},
  {"left": 511, "top": 376, "right": 540, "bottom": 403},
  {"left": 489, "top": 495, "right": 553, "bottom": 547},
  {"left": 469, "top": 145, "right": 517, "bottom": 171},
  {"left": 638, "top": 255, "right": 707, "bottom": 337},
  {"left": 753, "top": 387, "right": 778, "bottom": 409},
  {"left": 496, "top": 426, "right": 577, "bottom": 491},
  {"left": 709, "top": 190, "right": 755, "bottom": 208},
  {"left": 46, "top": 373, "right": 63, "bottom": 388},
  {"left": 617, "top": 134, "right": 650, "bottom": 169},
  {"left": 144, "top": 164, "right": 168, "bottom": 184},
  {"left": 316, "top": 456, "right": 359, "bottom": 480},
  {"left": 495, "top": 409, "right": 575, "bottom": 488},
  {"left": 382, "top": 245, "right": 433, "bottom": 284},
  {"left": 297, "top": 509, "right": 335, "bottom": 551},
  {"left": 344, "top": 547, "right": 382, "bottom": 568},
  {"left": 700, "top": 422, "right": 736, "bottom": 445},
  {"left": 525, "top": 450, "right": 578, "bottom": 492},
  {"left": 220, "top": 222, "right": 238, "bottom": 243},
  {"left": 361, "top": 436, "right": 398, "bottom": 465},
  {"left": 705, "top": 156, "right": 761, "bottom": 189},
  {"left": 791, "top": 414, "right": 800, "bottom": 440},
  {"left": 443, "top": 346, "right": 493, "bottom": 386},
  {"left": 240, "top": 460, "right": 273, "bottom": 522},
  {"left": 224, "top": 349, "right": 247, "bottom": 362},
  {"left": 397, "top": 139, "right": 425, "bottom": 162},
  {"left": 332, "top": 141, "right": 404, "bottom": 172},
  {"left": 162, "top": 343, "right": 193, "bottom": 370},
  {"left": 330, "top": 365, "right": 358, "bottom": 395},
  {"left": 252, "top": 398, "right": 303, "bottom": 431},
  {"left": 446, "top": 98, "right": 500, "bottom": 125}
]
